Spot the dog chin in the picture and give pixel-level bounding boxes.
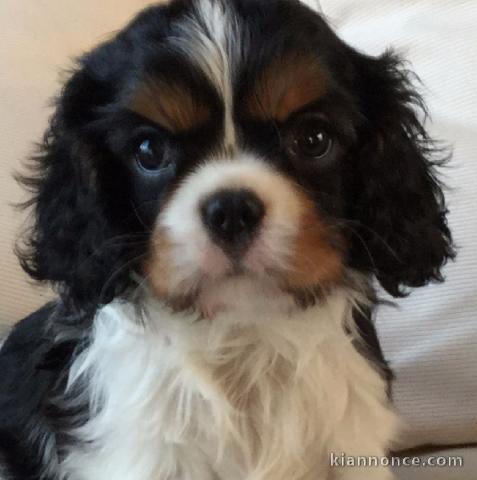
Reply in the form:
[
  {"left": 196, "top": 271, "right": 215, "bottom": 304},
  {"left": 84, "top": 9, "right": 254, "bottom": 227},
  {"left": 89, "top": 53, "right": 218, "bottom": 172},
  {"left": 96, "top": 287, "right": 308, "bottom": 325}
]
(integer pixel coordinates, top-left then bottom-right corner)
[
  {"left": 193, "top": 273, "right": 300, "bottom": 321},
  {"left": 155, "top": 235, "right": 320, "bottom": 319}
]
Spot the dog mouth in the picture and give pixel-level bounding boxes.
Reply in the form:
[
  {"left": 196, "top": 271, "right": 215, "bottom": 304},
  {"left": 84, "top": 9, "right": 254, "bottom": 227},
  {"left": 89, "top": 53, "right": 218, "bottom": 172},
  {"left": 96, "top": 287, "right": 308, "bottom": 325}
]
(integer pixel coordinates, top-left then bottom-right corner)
[
  {"left": 155, "top": 265, "right": 329, "bottom": 319},
  {"left": 144, "top": 213, "right": 344, "bottom": 317},
  {"left": 144, "top": 216, "right": 344, "bottom": 317}
]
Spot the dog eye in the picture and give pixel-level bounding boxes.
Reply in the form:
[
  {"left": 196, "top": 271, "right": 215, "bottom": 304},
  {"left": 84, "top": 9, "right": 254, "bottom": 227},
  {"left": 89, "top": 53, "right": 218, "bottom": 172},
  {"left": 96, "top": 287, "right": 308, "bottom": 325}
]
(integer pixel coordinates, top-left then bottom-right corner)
[
  {"left": 134, "top": 138, "right": 169, "bottom": 172},
  {"left": 289, "top": 117, "right": 333, "bottom": 160}
]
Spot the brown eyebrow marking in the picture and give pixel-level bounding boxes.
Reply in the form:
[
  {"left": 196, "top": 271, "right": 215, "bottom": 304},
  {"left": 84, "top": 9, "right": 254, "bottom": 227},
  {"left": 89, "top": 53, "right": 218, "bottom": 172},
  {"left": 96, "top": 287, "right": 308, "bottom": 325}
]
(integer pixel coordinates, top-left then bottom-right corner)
[
  {"left": 131, "top": 79, "right": 211, "bottom": 133},
  {"left": 246, "top": 54, "right": 328, "bottom": 122}
]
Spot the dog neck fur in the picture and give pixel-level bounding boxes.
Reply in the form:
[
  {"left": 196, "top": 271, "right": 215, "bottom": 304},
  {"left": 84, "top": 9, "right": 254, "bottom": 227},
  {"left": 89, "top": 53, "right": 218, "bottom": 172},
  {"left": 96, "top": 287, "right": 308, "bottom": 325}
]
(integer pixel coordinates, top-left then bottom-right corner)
[{"left": 60, "top": 287, "right": 398, "bottom": 480}]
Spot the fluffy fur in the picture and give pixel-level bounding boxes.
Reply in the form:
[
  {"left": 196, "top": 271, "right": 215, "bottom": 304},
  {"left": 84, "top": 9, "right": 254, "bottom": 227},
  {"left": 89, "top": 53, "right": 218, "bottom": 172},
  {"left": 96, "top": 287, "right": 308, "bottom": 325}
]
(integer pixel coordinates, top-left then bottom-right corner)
[
  {"left": 57, "top": 288, "right": 398, "bottom": 480},
  {"left": 0, "top": 0, "right": 453, "bottom": 479}
]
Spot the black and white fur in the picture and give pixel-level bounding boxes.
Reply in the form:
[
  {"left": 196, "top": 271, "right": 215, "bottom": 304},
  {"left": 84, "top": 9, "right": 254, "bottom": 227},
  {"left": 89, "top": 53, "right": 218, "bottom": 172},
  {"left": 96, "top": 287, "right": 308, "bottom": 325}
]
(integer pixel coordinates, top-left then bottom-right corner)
[{"left": 0, "top": 1, "right": 453, "bottom": 479}]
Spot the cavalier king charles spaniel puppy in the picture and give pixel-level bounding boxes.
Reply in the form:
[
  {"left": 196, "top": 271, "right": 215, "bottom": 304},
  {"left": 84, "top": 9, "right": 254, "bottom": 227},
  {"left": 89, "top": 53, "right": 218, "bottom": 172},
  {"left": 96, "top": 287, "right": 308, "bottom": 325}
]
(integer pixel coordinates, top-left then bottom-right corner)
[{"left": 0, "top": 0, "right": 454, "bottom": 479}]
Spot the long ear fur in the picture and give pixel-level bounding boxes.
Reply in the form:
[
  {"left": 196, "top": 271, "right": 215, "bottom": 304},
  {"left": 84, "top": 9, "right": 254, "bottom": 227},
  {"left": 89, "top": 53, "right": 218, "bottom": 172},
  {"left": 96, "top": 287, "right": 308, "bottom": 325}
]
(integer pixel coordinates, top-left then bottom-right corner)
[
  {"left": 347, "top": 50, "right": 455, "bottom": 296},
  {"left": 16, "top": 43, "right": 134, "bottom": 312}
]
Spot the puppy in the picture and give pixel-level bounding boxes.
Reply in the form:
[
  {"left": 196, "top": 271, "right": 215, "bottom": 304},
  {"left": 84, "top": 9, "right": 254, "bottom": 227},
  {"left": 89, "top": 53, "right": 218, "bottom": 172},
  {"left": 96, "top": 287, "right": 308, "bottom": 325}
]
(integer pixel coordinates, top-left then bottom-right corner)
[{"left": 0, "top": 0, "right": 454, "bottom": 479}]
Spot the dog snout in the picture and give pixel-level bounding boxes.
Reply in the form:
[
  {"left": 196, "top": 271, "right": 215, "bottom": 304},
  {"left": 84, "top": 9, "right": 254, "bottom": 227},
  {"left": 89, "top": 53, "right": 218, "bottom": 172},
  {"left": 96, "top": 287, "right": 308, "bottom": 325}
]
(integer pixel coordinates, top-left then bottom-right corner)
[{"left": 200, "top": 189, "right": 265, "bottom": 253}]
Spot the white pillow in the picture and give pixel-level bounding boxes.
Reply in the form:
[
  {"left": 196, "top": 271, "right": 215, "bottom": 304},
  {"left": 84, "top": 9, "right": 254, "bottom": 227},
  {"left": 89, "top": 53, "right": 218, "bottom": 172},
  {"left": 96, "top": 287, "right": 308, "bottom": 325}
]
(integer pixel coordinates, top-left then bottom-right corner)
[{"left": 319, "top": 0, "right": 477, "bottom": 448}]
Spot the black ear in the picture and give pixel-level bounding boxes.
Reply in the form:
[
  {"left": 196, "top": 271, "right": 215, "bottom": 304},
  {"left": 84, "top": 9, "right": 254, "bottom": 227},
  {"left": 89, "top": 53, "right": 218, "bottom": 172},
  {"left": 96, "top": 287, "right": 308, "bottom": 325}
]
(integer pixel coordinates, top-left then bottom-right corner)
[
  {"left": 17, "top": 42, "right": 134, "bottom": 311},
  {"left": 347, "top": 50, "right": 455, "bottom": 296}
]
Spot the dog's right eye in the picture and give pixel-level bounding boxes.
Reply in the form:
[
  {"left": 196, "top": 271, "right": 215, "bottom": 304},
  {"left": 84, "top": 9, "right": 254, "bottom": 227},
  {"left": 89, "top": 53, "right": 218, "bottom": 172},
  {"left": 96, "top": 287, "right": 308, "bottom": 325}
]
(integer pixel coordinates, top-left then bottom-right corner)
[
  {"left": 287, "top": 115, "right": 333, "bottom": 161},
  {"left": 134, "top": 138, "right": 170, "bottom": 173}
]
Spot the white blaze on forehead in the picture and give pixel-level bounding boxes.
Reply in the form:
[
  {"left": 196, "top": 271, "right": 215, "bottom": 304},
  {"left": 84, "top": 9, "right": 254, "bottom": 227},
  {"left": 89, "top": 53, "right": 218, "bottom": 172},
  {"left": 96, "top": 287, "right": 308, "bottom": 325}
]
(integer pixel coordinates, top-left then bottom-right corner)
[
  {"left": 174, "top": 0, "right": 239, "bottom": 151},
  {"left": 299, "top": 0, "right": 323, "bottom": 12}
]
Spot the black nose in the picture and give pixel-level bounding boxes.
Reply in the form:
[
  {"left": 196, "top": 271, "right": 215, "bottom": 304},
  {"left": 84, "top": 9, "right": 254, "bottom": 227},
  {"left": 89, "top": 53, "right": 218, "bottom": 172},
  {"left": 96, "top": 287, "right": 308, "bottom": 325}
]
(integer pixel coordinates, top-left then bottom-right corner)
[{"left": 201, "top": 189, "right": 265, "bottom": 252}]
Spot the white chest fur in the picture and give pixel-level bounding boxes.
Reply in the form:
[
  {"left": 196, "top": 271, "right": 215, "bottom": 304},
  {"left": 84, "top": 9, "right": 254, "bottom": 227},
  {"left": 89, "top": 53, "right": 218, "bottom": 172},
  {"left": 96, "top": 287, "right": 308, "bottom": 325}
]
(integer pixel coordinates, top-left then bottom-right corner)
[{"left": 60, "top": 290, "right": 399, "bottom": 480}]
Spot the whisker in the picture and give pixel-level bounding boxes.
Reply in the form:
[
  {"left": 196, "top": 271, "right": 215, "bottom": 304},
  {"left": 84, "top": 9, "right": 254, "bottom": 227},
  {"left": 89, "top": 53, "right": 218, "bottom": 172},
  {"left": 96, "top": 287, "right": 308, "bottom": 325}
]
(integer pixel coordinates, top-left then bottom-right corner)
[
  {"left": 333, "top": 218, "right": 401, "bottom": 262},
  {"left": 61, "top": 234, "right": 150, "bottom": 289},
  {"left": 98, "top": 252, "right": 150, "bottom": 305},
  {"left": 131, "top": 202, "right": 156, "bottom": 234}
]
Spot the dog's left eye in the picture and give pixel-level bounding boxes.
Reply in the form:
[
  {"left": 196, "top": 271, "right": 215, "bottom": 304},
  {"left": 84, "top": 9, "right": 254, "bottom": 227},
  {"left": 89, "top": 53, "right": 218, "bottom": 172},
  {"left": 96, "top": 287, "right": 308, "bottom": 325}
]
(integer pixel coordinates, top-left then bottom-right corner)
[
  {"left": 288, "top": 116, "right": 333, "bottom": 160},
  {"left": 135, "top": 138, "right": 170, "bottom": 172}
]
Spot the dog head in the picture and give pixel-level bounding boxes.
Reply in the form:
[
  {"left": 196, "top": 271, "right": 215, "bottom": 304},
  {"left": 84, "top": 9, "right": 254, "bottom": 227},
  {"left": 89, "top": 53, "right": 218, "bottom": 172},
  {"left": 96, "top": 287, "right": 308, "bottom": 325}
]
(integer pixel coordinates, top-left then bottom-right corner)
[{"left": 18, "top": 0, "right": 454, "bottom": 315}]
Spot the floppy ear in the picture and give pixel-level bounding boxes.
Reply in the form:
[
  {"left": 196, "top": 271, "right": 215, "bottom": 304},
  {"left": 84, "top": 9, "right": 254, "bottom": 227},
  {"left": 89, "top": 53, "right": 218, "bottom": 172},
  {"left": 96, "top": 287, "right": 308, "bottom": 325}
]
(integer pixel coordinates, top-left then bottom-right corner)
[
  {"left": 17, "top": 43, "right": 134, "bottom": 311},
  {"left": 347, "top": 50, "right": 455, "bottom": 296}
]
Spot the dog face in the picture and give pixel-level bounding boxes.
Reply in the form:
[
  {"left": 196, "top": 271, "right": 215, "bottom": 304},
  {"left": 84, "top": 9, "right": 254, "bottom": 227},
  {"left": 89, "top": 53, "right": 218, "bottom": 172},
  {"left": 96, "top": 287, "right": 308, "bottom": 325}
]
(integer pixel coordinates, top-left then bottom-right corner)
[{"left": 18, "top": 0, "right": 453, "bottom": 313}]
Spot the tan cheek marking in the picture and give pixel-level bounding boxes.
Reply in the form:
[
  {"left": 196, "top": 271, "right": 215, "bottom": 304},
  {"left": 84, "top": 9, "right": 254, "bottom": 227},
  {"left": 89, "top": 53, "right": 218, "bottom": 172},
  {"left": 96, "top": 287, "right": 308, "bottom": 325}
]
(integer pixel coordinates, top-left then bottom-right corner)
[
  {"left": 284, "top": 192, "right": 344, "bottom": 289},
  {"left": 246, "top": 55, "right": 328, "bottom": 122},
  {"left": 131, "top": 80, "right": 210, "bottom": 133},
  {"left": 143, "top": 228, "right": 176, "bottom": 299}
]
